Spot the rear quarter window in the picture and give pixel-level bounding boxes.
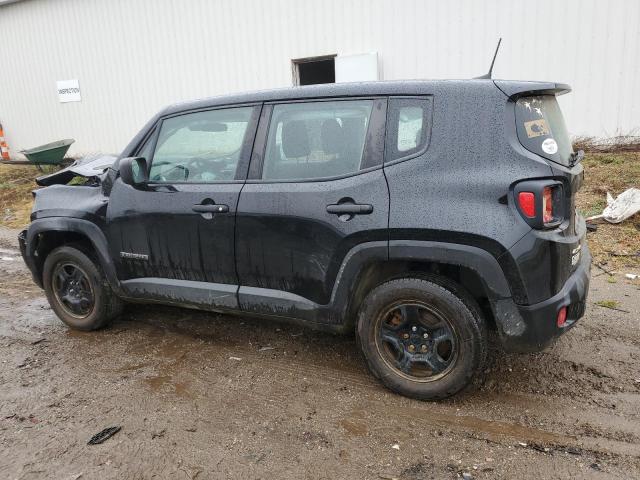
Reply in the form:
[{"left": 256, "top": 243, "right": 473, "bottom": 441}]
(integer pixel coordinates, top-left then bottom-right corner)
[
  {"left": 385, "top": 97, "right": 432, "bottom": 162},
  {"left": 515, "top": 95, "right": 573, "bottom": 165}
]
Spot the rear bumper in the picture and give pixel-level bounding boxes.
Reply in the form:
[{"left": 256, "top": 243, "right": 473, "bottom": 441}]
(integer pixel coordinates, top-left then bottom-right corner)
[{"left": 498, "top": 244, "right": 591, "bottom": 352}]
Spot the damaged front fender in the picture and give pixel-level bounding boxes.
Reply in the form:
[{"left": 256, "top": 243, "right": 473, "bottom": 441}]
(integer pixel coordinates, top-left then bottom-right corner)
[{"left": 31, "top": 184, "right": 109, "bottom": 222}]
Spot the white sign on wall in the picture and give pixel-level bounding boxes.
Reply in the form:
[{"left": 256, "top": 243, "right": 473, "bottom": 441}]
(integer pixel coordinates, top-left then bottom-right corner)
[
  {"left": 57, "top": 79, "right": 81, "bottom": 103},
  {"left": 335, "top": 53, "right": 379, "bottom": 83}
]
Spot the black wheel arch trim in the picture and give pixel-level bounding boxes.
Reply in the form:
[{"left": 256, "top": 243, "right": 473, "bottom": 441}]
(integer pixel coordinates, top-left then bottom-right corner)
[
  {"left": 387, "top": 240, "right": 512, "bottom": 300},
  {"left": 22, "top": 218, "right": 123, "bottom": 295}
]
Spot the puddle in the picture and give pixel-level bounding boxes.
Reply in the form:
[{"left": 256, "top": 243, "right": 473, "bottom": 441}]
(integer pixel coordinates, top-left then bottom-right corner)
[
  {"left": 145, "top": 375, "right": 173, "bottom": 391},
  {"left": 0, "top": 247, "right": 19, "bottom": 261},
  {"left": 364, "top": 402, "right": 576, "bottom": 446},
  {"left": 144, "top": 374, "right": 192, "bottom": 398},
  {"left": 339, "top": 419, "right": 368, "bottom": 437},
  {"left": 65, "top": 328, "right": 102, "bottom": 343}
]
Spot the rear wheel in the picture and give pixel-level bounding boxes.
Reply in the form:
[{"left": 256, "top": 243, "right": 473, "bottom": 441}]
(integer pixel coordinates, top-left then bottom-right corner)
[
  {"left": 43, "top": 246, "right": 123, "bottom": 330},
  {"left": 357, "top": 277, "right": 487, "bottom": 400}
]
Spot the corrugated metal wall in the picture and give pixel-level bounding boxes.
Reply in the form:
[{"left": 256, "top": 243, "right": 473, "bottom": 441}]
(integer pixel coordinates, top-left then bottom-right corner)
[{"left": 0, "top": 0, "right": 638, "bottom": 156}]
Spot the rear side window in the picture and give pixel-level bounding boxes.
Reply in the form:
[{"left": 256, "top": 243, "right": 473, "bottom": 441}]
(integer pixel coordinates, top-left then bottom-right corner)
[
  {"left": 262, "top": 100, "right": 373, "bottom": 181},
  {"left": 515, "top": 95, "right": 573, "bottom": 165},
  {"left": 386, "top": 97, "right": 432, "bottom": 162}
]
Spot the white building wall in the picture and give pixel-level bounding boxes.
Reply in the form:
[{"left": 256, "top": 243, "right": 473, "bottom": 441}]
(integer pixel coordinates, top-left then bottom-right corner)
[{"left": 0, "top": 0, "right": 638, "bottom": 156}]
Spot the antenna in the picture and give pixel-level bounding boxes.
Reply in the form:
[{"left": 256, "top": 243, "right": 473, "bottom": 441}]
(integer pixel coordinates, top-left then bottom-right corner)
[{"left": 475, "top": 38, "right": 502, "bottom": 79}]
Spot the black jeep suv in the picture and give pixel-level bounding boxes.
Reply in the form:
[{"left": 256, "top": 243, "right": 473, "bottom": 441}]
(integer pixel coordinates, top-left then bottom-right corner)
[{"left": 19, "top": 80, "right": 591, "bottom": 400}]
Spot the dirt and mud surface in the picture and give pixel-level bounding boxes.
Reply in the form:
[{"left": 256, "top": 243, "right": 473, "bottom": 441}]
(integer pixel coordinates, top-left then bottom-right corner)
[{"left": 1, "top": 226, "right": 639, "bottom": 479}]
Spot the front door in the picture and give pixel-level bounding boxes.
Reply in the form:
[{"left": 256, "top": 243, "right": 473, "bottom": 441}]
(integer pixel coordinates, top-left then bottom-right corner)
[
  {"left": 107, "top": 104, "right": 261, "bottom": 308},
  {"left": 235, "top": 98, "right": 388, "bottom": 322}
]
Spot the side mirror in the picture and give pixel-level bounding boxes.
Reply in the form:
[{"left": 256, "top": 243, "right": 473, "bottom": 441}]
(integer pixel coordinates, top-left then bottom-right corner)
[{"left": 119, "top": 157, "right": 148, "bottom": 187}]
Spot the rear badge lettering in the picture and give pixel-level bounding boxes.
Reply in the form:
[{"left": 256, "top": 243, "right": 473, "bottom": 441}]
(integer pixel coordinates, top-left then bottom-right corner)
[
  {"left": 571, "top": 245, "right": 582, "bottom": 266},
  {"left": 120, "top": 252, "right": 149, "bottom": 261},
  {"left": 541, "top": 138, "right": 558, "bottom": 154}
]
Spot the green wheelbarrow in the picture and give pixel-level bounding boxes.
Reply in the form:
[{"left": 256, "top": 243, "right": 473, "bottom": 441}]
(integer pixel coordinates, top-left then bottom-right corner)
[{"left": 20, "top": 139, "right": 75, "bottom": 171}]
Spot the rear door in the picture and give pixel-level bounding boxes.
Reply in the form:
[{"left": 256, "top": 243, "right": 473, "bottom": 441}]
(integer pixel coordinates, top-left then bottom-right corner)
[
  {"left": 107, "top": 104, "right": 261, "bottom": 308},
  {"left": 235, "top": 98, "right": 388, "bottom": 320}
]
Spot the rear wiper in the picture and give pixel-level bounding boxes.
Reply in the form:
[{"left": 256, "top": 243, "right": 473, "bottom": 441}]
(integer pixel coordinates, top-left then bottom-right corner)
[{"left": 570, "top": 149, "right": 585, "bottom": 167}]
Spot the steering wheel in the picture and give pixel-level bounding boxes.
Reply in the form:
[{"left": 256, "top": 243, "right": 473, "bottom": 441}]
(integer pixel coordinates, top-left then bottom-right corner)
[{"left": 183, "top": 154, "right": 234, "bottom": 180}]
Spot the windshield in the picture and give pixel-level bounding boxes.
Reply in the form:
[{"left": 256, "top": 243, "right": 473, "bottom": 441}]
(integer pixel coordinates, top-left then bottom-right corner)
[{"left": 515, "top": 95, "right": 573, "bottom": 166}]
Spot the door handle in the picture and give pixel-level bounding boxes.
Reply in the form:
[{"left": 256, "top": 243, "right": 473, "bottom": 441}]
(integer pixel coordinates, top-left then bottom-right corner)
[
  {"left": 326, "top": 203, "right": 373, "bottom": 215},
  {"left": 192, "top": 204, "right": 229, "bottom": 214}
]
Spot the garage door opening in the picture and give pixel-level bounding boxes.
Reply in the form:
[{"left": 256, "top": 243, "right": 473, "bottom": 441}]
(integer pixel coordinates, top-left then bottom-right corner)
[{"left": 292, "top": 55, "right": 336, "bottom": 86}]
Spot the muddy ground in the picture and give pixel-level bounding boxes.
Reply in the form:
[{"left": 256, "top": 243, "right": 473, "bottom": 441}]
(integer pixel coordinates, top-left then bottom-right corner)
[{"left": 0, "top": 226, "right": 639, "bottom": 479}]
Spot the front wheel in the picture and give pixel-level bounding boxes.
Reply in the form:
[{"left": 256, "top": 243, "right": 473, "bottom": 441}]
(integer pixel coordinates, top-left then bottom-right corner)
[
  {"left": 43, "top": 245, "right": 123, "bottom": 330},
  {"left": 357, "top": 277, "right": 487, "bottom": 400}
]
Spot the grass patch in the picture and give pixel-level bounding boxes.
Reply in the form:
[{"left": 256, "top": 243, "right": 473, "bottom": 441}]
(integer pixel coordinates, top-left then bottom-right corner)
[
  {"left": 595, "top": 300, "right": 619, "bottom": 309},
  {"left": 0, "top": 164, "right": 43, "bottom": 228}
]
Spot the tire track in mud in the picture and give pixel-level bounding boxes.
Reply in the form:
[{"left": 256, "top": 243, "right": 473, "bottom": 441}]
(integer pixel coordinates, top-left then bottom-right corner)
[
  {"left": 100, "top": 329, "right": 640, "bottom": 460},
  {"left": 4, "top": 288, "right": 640, "bottom": 470}
]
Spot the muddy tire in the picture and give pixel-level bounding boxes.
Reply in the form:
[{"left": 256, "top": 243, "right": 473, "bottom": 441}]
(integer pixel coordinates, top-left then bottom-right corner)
[
  {"left": 357, "top": 277, "right": 487, "bottom": 400},
  {"left": 43, "top": 245, "right": 123, "bottom": 331}
]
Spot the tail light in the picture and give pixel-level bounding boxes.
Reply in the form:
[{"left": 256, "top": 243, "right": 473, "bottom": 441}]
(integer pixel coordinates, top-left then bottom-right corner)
[
  {"left": 556, "top": 306, "right": 568, "bottom": 328},
  {"left": 517, "top": 192, "right": 536, "bottom": 218},
  {"left": 514, "top": 180, "right": 564, "bottom": 229},
  {"left": 543, "top": 187, "right": 554, "bottom": 224}
]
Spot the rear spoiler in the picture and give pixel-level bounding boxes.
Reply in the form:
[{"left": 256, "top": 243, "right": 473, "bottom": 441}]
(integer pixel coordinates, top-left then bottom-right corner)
[{"left": 493, "top": 80, "right": 571, "bottom": 99}]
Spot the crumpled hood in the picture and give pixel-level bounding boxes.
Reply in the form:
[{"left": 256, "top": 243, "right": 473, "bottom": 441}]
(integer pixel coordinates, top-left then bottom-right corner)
[{"left": 35, "top": 154, "right": 117, "bottom": 186}]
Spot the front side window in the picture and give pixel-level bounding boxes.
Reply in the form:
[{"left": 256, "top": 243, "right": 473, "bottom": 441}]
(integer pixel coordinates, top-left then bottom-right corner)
[
  {"left": 385, "top": 97, "right": 432, "bottom": 162},
  {"left": 137, "top": 130, "right": 156, "bottom": 162},
  {"left": 149, "top": 107, "right": 254, "bottom": 183},
  {"left": 262, "top": 100, "right": 373, "bottom": 181}
]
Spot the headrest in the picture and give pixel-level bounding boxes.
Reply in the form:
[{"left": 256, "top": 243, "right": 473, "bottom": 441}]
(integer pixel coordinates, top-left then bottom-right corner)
[
  {"left": 321, "top": 119, "right": 345, "bottom": 155},
  {"left": 282, "top": 120, "right": 310, "bottom": 158}
]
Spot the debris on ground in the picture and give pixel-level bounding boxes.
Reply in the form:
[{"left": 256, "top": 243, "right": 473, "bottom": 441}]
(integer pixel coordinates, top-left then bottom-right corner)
[
  {"left": 228, "top": 356, "right": 242, "bottom": 361},
  {"left": 258, "top": 346, "right": 275, "bottom": 352},
  {"left": 594, "top": 300, "right": 630, "bottom": 313},
  {"left": 87, "top": 426, "right": 121, "bottom": 445},
  {"left": 594, "top": 263, "right": 615, "bottom": 276},
  {"left": 625, "top": 273, "right": 638, "bottom": 280},
  {"left": 587, "top": 188, "right": 640, "bottom": 224}
]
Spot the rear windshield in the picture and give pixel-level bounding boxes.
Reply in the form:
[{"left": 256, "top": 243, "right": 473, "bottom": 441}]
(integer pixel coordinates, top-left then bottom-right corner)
[{"left": 515, "top": 95, "right": 573, "bottom": 165}]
